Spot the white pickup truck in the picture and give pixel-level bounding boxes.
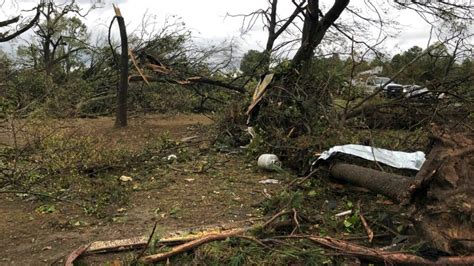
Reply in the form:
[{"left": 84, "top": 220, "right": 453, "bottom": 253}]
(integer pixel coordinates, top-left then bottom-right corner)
[{"left": 362, "top": 76, "right": 404, "bottom": 97}]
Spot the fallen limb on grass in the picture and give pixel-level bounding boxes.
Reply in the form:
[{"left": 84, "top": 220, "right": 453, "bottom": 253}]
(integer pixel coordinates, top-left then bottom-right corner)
[
  {"left": 139, "top": 228, "right": 247, "bottom": 263},
  {"left": 306, "top": 236, "right": 474, "bottom": 265}
]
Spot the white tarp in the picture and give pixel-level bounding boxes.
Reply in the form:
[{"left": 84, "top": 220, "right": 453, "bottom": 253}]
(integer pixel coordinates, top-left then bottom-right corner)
[{"left": 314, "top": 144, "right": 426, "bottom": 171}]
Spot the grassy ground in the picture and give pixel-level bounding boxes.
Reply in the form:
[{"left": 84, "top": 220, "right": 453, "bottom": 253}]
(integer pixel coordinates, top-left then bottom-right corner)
[
  {"left": 0, "top": 113, "right": 427, "bottom": 265},
  {"left": 0, "top": 114, "right": 293, "bottom": 264}
]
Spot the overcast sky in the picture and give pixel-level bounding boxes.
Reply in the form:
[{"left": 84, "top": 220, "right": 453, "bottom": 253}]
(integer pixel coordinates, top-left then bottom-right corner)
[{"left": 1, "top": 0, "right": 439, "bottom": 58}]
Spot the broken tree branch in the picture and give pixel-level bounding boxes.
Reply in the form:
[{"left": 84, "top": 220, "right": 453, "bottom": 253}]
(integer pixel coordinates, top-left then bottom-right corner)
[
  {"left": 0, "top": 4, "right": 42, "bottom": 42},
  {"left": 128, "top": 75, "right": 245, "bottom": 93},
  {"left": 139, "top": 228, "right": 247, "bottom": 264},
  {"left": 307, "top": 236, "right": 474, "bottom": 265}
]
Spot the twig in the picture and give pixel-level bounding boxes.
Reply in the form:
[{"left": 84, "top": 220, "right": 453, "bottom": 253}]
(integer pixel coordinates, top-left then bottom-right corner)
[
  {"left": 136, "top": 222, "right": 158, "bottom": 260},
  {"left": 262, "top": 209, "right": 292, "bottom": 229},
  {"left": 372, "top": 221, "right": 400, "bottom": 237},
  {"left": 359, "top": 213, "right": 374, "bottom": 243},
  {"left": 291, "top": 208, "right": 300, "bottom": 235},
  {"left": 0, "top": 190, "right": 83, "bottom": 207},
  {"left": 286, "top": 169, "right": 318, "bottom": 188},
  {"left": 235, "top": 235, "right": 269, "bottom": 248},
  {"left": 343, "top": 233, "right": 391, "bottom": 241}
]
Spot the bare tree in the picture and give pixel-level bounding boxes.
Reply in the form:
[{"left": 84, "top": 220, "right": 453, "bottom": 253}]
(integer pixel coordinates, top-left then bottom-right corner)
[
  {"left": 229, "top": 0, "right": 306, "bottom": 70},
  {"left": 32, "top": 0, "right": 93, "bottom": 75}
]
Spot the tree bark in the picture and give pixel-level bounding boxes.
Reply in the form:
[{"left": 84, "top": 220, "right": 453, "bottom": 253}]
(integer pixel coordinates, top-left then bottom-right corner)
[
  {"left": 113, "top": 5, "right": 129, "bottom": 128},
  {"left": 329, "top": 163, "right": 412, "bottom": 203}
]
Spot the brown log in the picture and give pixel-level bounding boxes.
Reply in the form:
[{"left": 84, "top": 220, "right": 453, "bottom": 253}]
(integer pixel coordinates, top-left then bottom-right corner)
[{"left": 329, "top": 163, "right": 412, "bottom": 202}]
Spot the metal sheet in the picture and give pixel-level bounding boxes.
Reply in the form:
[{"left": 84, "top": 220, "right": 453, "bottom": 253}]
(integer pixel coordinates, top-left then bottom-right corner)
[{"left": 314, "top": 144, "right": 425, "bottom": 171}]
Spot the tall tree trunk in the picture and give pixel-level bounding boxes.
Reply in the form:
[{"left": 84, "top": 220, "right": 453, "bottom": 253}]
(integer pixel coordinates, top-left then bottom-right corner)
[
  {"left": 113, "top": 5, "right": 129, "bottom": 128},
  {"left": 43, "top": 39, "right": 52, "bottom": 75}
]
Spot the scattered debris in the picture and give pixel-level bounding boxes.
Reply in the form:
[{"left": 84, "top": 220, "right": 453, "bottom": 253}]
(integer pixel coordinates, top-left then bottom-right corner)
[
  {"left": 164, "top": 154, "right": 178, "bottom": 161},
  {"left": 66, "top": 212, "right": 474, "bottom": 265},
  {"left": 180, "top": 135, "right": 199, "bottom": 142},
  {"left": 65, "top": 222, "right": 256, "bottom": 264},
  {"left": 119, "top": 175, "right": 133, "bottom": 182},
  {"left": 262, "top": 188, "right": 272, "bottom": 198},
  {"left": 334, "top": 210, "right": 352, "bottom": 217},
  {"left": 246, "top": 73, "right": 274, "bottom": 118},
  {"left": 259, "top": 179, "right": 280, "bottom": 184}
]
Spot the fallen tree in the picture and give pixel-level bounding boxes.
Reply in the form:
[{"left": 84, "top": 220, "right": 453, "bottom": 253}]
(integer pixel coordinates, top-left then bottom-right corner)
[{"left": 329, "top": 126, "right": 474, "bottom": 255}]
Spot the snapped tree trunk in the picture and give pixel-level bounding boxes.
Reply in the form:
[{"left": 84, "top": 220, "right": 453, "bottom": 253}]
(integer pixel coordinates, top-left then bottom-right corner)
[{"left": 113, "top": 5, "right": 129, "bottom": 128}]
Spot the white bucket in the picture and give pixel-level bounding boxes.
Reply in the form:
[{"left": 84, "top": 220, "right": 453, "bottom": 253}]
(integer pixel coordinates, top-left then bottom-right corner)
[{"left": 257, "top": 154, "right": 282, "bottom": 171}]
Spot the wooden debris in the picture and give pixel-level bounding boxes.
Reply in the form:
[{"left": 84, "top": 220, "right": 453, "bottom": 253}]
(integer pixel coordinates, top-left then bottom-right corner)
[
  {"left": 64, "top": 244, "right": 90, "bottom": 266},
  {"left": 64, "top": 221, "right": 259, "bottom": 263},
  {"left": 246, "top": 73, "right": 274, "bottom": 115},
  {"left": 139, "top": 228, "right": 247, "bottom": 263},
  {"left": 145, "top": 63, "right": 171, "bottom": 74},
  {"left": 87, "top": 236, "right": 148, "bottom": 253},
  {"left": 129, "top": 49, "right": 149, "bottom": 85}
]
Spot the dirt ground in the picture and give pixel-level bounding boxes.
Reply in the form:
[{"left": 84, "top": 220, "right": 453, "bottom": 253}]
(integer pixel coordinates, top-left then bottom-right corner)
[{"left": 0, "top": 114, "right": 288, "bottom": 265}]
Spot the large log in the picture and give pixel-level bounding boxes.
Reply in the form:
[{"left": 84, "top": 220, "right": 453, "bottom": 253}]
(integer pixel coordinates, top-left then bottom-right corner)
[{"left": 330, "top": 163, "right": 412, "bottom": 202}]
